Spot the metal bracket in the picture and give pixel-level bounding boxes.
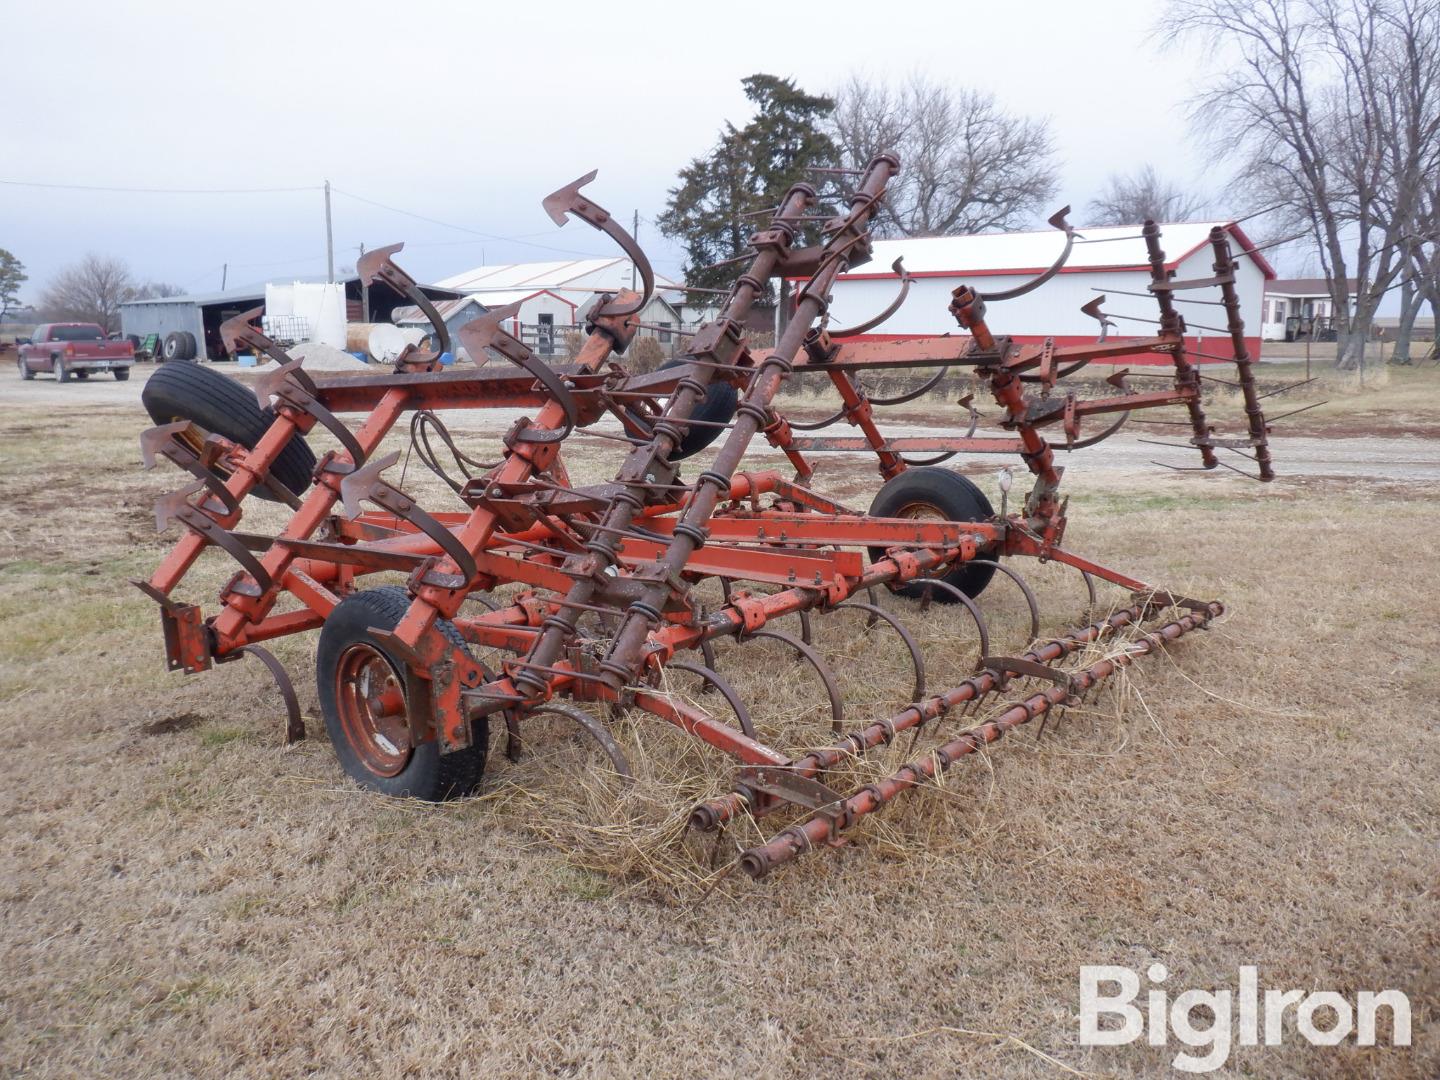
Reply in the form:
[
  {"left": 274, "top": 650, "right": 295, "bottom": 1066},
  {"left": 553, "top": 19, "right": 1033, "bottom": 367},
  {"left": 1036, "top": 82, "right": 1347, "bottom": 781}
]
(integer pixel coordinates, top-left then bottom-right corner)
[
  {"left": 739, "top": 765, "right": 848, "bottom": 826},
  {"left": 981, "top": 655, "right": 1080, "bottom": 702}
]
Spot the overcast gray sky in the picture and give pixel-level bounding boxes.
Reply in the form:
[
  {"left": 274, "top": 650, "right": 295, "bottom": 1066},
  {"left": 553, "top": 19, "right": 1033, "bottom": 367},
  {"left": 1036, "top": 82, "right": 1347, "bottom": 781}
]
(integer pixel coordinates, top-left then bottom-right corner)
[{"left": 4, "top": 0, "right": 1262, "bottom": 300}]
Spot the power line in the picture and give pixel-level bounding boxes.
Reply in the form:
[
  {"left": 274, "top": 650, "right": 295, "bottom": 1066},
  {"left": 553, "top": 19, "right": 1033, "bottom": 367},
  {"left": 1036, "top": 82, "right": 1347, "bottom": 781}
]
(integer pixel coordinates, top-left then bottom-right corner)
[
  {"left": 0, "top": 178, "right": 321, "bottom": 194},
  {"left": 328, "top": 186, "right": 614, "bottom": 259}
]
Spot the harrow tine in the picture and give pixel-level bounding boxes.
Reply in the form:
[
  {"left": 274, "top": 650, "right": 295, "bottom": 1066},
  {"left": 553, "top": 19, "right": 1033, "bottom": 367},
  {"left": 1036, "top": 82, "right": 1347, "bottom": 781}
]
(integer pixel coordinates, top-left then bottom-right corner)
[
  {"left": 827, "top": 257, "right": 912, "bottom": 338},
  {"left": 1256, "top": 378, "right": 1318, "bottom": 401},
  {"left": 833, "top": 600, "right": 927, "bottom": 704},
  {"left": 524, "top": 703, "right": 634, "bottom": 782},
  {"left": 915, "top": 577, "right": 992, "bottom": 666},
  {"left": 542, "top": 169, "right": 654, "bottom": 318},
  {"left": 749, "top": 628, "right": 845, "bottom": 734},
  {"left": 459, "top": 307, "right": 579, "bottom": 440},
  {"left": 235, "top": 644, "right": 304, "bottom": 744},
  {"left": 968, "top": 560, "right": 1041, "bottom": 644},
  {"left": 141, "top": 425, "right": 241, "bottom": 519},
  {"left": 154, "top": 481, "right": 274, "bottom": 596},
  {"left": 340, "top": 451, "right": 479, "bottom": 587},
  {"left": 667, "top": 660, "right": 757, "bottom": 739},
  {"left": 356, "top": 241, "right": 452, "bottom": 362},
  {"left": 979, "top": 207, "right": 1075, "bottom": 302}
]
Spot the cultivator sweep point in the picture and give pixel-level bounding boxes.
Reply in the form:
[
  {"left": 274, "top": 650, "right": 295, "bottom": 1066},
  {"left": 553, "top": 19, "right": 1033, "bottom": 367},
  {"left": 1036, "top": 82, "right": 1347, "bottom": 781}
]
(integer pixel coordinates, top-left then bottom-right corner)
[{"left": 134, "top": 155, "right": 1281, "bottom": 877}]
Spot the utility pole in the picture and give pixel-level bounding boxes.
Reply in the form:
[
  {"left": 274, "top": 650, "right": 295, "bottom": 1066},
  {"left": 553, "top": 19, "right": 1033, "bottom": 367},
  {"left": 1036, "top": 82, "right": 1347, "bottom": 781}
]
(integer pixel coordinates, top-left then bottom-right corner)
[
  {"left": 221, "top": 263, "right": 227, "bottom": 290},
  {"left": 324, "top": 179, "right": 335, "bottom": 284},
  {"left": 358, "top": 242, "right": 368, "bottom": 320},
  {"left": 632, "top": 210, "right": 639, "bottom": 290}
]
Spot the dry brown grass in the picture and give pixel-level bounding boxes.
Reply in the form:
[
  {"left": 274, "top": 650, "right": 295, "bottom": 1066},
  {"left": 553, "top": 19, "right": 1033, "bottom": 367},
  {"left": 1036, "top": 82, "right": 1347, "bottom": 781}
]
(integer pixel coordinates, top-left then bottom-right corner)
[{"left": 0, "top": 363, "right": 1437, "bottom": 1077}]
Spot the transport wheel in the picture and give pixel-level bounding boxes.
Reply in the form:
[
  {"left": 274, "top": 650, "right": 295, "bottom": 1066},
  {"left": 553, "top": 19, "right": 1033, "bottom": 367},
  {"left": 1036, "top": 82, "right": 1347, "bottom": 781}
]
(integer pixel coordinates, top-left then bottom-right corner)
[
  {"left": 19, "top": 358, "right": 34, "bottom": 380},
  {"left": 114, "top": 367, "right": 130, "bottom": 381},
  {"left": 162, "top": 333, "right": 184, "bottom": 362},
  {"left": 180, "top": 331, "right": 198, "bottom": 359},
  {"left": 55, "top": 356, "right": 70, "bottom": 383},
  {"left": 74, "top": 369, "right": 89, "bottom": 380},
  {"left": 317, "top": 586, "right": 488, "bottom": 800},
  {"left": 625, "top": 358, "right": 739, "bottom": 459},
  {"left": 867, "top": 466, "right": 997, "bottom": 600},
  {"left": 142, "top": 360, "right": 316, "bottom": 500}
]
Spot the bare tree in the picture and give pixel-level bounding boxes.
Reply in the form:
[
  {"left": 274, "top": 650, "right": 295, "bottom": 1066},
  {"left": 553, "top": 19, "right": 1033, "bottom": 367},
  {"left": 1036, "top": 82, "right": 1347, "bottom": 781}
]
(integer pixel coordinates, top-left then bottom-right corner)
[
  {"left": 1392, "top": 174, "right": 1440, "bottom": 362},
  {"left": 1088, "top": 165, "right": 1207, "bottom": 225},
  {"left": 38, "top": 254, "right": 136, "bottom": 332},
  {"left": 129, "top": 281, "right": 184, "bottom": 301},
  {"left": 829, "top": 74, "right": 1059, "bottom": 238},
  {"left": 1167, "top": 0, "right": 1440, "bottom": 370}
]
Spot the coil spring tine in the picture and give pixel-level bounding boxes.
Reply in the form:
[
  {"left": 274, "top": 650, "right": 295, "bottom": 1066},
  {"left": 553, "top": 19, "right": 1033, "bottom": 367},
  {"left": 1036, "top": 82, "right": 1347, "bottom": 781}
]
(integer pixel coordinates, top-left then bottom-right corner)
[
  {"left": 834, "top": 600, "right": 927, "bottom": 704},
  {"left": 913, "top": 578, "right": 992, "bottom": 669},
  {"left": 750, "top": 628, "right": 845, "bottom": 734},
  {"left": 667, "top": 660, "right": 756, "bottom": 739},
  {"left": 968, "top": 559, "right": 1041, "bottom": 644}
]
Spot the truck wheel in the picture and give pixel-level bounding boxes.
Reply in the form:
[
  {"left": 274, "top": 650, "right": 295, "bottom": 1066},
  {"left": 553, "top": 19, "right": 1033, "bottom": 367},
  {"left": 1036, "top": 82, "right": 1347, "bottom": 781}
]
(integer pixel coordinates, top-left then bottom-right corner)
[
  {"left": 114, "top": 367, "right": 131, "bottom": 381},
  {"left": 74, "top": 369, "right": 89, "bottom": 380},
  {"left": 142, "top": 361, "right": 316, "bottom": 500},
  {"left": 55, "top": 356, "right": 70, "bottom": 383},
  {"left": 317, "top": 587, "right": 488, "bottom": 800},
  {"left": 163, "top": 332, "right": 197, "bottom": 362},
  {"left": 867, "top": 467, "right": 997, "bottom": 600},
  {"left": 19, "top": 358, "right": 34, "bottom": 380}
]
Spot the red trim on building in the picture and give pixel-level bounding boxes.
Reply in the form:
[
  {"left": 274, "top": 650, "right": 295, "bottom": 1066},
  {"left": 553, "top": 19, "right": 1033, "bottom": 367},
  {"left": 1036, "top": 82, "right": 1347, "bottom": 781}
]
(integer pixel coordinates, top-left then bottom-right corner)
[{"left": 839, "top": 332, "right": 1262, "bottom": 366}]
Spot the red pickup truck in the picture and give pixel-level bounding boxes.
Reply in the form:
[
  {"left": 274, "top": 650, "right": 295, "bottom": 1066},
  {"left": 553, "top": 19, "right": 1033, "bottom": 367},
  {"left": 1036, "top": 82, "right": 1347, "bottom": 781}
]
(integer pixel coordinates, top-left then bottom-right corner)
[{"left": 18, "top": 323, "right": 134, "bottom": 382}]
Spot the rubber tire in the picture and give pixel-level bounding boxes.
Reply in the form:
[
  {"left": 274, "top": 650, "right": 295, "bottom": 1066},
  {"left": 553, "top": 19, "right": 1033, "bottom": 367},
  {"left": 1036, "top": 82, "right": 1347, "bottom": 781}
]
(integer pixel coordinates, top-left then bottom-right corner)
[
  {"left": 162, "top": 332, "right": 185, "bottom": 362},
  {"left": 316, "top": 586, "right": 488, "bottom": 800},
  {"left": 180, "top": 331, "right": 198, "bottom": 359},
  {"left": 141, "top": 361, "right": 316, "bottom": 500},
  {"left": 625, "top": 358, "right": 739, "bottom": 460},
  {"left": 19, "top": 359, "right": 33, "bottom": 380},
  {"left": 74, "top": 369, "right": 89, "bottom": 380},
  {"left": 114, "top": 367, "right": 130, "bottom": 381},
  {"left": 867, "top": 467, "right": 997, "bottom": 600},
  {"left": 55, "top": 356, "right": 70, "bottom": 383}
]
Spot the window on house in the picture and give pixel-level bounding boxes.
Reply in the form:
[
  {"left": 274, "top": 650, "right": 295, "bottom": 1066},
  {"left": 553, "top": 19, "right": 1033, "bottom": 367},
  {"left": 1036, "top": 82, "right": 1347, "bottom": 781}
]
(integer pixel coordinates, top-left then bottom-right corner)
[{"left": 658, "top": 321, "right": 672, "bottom": 344}]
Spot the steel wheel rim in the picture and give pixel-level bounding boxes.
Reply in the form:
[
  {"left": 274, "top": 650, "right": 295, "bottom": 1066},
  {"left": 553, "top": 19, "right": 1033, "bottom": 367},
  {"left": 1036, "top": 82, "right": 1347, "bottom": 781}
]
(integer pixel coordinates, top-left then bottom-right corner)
[{"left": 335, "top": 642, "right": 412, "bottom": 776}]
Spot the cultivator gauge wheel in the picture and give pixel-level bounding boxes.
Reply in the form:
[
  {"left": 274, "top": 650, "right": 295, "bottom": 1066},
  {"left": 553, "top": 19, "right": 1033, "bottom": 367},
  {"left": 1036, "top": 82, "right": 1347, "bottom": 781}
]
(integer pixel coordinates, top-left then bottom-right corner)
[{"left": 131, "top": 153, "right": 1284, "bottom": 878}]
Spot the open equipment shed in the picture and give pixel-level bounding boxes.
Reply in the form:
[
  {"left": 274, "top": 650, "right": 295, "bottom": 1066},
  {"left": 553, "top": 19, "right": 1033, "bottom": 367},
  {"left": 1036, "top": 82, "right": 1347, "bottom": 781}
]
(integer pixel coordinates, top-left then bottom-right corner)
[{"left": 120, "top": 276, "right": 464, "bottom": 361}]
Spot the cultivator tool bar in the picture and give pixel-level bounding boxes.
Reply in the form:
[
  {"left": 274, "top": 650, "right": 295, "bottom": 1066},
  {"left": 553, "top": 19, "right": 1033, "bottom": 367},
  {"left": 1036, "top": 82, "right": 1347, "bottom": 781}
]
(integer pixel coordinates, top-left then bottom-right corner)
[{"left": 134, "top": 154, "right": 1277, "bottom": 878}]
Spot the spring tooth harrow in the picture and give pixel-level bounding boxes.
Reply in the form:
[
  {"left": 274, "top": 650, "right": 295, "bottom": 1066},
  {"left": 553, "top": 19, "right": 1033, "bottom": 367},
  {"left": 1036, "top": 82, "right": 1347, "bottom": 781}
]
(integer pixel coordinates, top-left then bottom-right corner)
[{"left": 134, "top": 154, "right": 1280, "bottom": 878}]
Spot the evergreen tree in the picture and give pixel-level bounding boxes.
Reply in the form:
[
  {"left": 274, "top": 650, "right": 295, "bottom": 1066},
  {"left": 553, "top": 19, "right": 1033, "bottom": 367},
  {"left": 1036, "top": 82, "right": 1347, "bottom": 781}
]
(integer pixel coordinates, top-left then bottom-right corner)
[{"left": 659, "top": 75, "right": 837, "bottom": 295}]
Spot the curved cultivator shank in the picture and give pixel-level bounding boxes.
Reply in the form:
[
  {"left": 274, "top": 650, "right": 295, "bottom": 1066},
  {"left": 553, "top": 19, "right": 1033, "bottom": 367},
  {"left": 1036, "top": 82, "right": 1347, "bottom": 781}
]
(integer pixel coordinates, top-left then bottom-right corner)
[{"left": 134, "top": 154, "right": 1279, "bottom": 878}]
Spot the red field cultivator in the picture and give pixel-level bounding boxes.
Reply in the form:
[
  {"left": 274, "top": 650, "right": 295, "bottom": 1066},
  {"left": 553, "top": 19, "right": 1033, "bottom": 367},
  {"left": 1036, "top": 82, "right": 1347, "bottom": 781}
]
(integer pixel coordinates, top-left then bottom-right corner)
[{"left": 135, "top": 154, "right": 1277, "bottom": 878}]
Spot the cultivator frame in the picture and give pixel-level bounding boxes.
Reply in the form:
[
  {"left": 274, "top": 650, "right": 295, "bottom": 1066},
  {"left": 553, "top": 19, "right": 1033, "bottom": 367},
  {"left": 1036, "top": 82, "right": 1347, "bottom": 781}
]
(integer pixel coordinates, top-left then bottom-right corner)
[{"left": 135, "top": 154, "right": 1276, "bottom": 878}]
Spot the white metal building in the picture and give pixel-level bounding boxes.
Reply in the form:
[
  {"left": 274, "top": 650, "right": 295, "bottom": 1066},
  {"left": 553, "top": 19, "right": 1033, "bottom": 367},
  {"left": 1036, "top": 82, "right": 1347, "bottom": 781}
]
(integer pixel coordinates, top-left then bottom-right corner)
[
  {"left": 814, "top": 222, "right": 1275, "bottom": 363},
  {"left": 436, "top": 257, "right": 685, "bottom": 348}
]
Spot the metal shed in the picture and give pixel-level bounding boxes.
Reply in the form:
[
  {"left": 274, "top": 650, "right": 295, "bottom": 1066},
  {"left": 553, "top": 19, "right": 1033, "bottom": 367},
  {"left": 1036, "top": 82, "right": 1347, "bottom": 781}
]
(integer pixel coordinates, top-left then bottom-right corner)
[{"left": 120, "top": 276, "right": 464, "bottom": 361}]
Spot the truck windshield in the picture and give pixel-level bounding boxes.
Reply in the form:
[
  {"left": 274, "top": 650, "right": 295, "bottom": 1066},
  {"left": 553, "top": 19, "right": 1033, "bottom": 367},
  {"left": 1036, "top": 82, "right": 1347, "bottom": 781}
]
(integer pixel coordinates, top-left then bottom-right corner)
[{"left": 50, "top": 325, "right": 104, "bottom": 341}]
